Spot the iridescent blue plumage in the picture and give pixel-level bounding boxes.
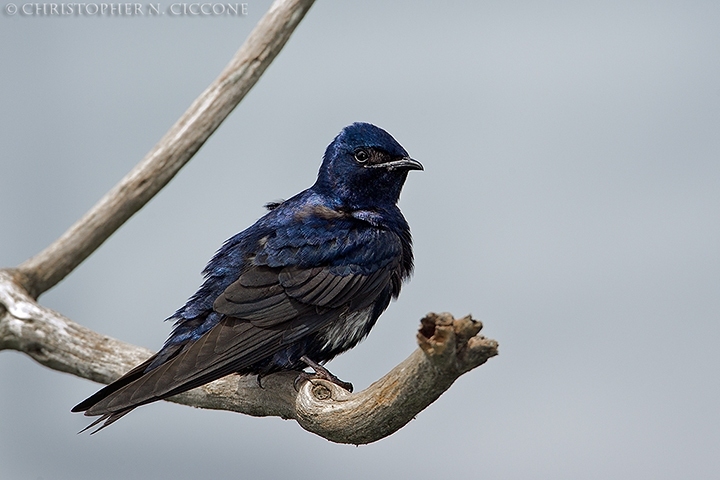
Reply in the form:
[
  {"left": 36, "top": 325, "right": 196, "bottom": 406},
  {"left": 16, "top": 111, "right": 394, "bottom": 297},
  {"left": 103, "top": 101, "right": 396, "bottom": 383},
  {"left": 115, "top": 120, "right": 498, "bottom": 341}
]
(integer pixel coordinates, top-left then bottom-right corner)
[{"left": 72, "top": 123, "right": 422, "bottom": 431}]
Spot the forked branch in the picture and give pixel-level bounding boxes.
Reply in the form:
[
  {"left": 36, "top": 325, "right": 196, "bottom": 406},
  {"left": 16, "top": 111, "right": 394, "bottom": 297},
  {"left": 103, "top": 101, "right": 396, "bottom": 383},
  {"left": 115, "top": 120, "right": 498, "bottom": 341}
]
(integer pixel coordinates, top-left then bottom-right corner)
[{"left": 0, "top": 0, "right": 499, "bottom": 444}]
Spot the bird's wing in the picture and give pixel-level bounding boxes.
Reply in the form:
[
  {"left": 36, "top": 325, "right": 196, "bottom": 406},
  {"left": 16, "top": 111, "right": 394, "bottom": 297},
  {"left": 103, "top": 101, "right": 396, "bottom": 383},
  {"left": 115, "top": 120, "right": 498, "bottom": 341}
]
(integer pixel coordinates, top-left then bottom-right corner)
[
  {"left": 213, "top": 264, "right": 392, "bottom": 326},
  {"left": 79, "top": 228, "right": 401, "bottom": 422}
]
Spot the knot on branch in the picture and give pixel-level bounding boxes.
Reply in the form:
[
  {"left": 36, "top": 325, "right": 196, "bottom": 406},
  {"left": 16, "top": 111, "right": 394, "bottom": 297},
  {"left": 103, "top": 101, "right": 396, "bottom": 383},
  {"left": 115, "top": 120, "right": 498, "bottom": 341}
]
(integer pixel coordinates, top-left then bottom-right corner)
[
  {"left": 295, "top": 377, "right": 354, "bottom": 413},
  {"left": 417, "top": 312, "right": 499, "bottom": 374}
]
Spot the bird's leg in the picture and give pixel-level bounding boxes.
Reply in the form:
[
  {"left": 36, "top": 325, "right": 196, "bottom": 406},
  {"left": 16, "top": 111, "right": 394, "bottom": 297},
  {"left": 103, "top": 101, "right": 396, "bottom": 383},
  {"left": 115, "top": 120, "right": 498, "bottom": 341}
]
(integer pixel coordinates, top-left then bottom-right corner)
[{"left": 294, "top": 355, "right": 354, "bottom": 393}]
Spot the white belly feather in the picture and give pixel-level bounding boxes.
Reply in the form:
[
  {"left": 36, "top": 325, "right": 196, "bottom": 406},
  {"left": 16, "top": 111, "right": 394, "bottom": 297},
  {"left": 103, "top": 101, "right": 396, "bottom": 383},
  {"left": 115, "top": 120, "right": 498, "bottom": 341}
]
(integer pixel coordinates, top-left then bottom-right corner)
[{"left": 320, "top": 306, "right": 374, "bottom": 351}]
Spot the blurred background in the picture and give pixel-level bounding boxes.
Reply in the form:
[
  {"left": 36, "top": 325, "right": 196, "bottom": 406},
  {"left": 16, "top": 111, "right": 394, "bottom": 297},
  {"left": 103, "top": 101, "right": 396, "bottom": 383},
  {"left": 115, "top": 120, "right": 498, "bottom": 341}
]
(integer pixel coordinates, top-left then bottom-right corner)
[{"left": 1, "top": 1, "right": 719, "bottom": 478}]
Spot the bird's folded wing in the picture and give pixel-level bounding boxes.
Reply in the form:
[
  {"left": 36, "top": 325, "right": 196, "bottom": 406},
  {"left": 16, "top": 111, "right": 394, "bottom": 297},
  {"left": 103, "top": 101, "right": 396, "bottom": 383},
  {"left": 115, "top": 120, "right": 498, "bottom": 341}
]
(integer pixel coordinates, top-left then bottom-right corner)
[
  {"left": 214, "top": 264, "right": 392, "bottom": 325},
  {"left": 84, "top": 262, "right": 394, "bottom": 415}
]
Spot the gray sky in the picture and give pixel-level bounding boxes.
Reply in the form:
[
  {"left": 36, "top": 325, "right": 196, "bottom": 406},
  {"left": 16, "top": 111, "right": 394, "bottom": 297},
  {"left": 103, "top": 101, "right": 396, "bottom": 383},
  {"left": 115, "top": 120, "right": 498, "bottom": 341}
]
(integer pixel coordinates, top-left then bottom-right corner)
[{"left": 2, "top": 1, "right": 719, "bottom": 479}]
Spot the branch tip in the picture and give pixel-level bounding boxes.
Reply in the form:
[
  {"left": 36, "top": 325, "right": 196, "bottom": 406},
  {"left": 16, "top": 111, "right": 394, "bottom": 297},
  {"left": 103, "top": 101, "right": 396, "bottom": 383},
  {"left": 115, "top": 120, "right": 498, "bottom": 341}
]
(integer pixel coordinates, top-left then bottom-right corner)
[{"left": 416, "top": 312, "right": 497, "bottom": 373}]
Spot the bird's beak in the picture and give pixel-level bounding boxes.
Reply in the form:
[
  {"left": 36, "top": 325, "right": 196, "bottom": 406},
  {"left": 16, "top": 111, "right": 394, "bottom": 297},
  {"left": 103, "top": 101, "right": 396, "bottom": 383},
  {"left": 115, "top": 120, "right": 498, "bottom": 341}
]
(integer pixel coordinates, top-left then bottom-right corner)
[{"left": 366, "top": 156, "right": 424, "bottom": 172}]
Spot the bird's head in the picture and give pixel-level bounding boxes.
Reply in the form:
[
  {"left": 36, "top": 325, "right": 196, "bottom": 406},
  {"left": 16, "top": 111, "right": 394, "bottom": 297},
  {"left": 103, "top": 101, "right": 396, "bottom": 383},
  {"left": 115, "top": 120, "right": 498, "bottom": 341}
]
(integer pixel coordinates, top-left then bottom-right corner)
[{"left": 314, "top": 122, "right": 423, "bottom": 208}]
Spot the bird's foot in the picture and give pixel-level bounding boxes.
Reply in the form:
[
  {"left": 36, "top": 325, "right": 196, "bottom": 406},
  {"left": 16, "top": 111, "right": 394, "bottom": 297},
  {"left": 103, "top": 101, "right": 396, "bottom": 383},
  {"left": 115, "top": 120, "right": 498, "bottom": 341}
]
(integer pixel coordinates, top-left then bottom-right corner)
[{"left": 294, "top": 355, "right": 354, "bottom": 393}]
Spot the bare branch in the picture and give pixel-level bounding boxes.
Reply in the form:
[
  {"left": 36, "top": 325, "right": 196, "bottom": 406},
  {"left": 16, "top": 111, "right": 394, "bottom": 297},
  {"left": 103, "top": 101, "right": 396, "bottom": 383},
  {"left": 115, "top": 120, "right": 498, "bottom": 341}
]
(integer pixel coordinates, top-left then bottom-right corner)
[
  {"left": 14, "top": 0, "right": 316, "bottom": 299},
  {"left": 0, "top": 0, "right": 500, "bottom": 445},
  {"left": 0, "top": 270, "right": 497, "bottom": 444}
]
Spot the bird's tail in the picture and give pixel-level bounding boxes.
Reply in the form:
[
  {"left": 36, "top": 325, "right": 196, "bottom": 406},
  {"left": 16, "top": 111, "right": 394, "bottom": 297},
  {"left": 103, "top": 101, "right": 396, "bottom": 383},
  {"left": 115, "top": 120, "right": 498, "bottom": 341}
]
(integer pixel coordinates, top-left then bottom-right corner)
[{"left": 71, "top": 356, "right": 156, "bottom": 434}]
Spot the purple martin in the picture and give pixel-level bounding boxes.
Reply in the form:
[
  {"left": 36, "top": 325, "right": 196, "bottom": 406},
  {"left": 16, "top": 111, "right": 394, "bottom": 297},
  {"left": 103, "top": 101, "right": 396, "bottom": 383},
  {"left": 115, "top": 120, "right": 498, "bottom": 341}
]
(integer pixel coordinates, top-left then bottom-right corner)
[{"left": 72, "top": 122, "right": 422, "bottom": 432}]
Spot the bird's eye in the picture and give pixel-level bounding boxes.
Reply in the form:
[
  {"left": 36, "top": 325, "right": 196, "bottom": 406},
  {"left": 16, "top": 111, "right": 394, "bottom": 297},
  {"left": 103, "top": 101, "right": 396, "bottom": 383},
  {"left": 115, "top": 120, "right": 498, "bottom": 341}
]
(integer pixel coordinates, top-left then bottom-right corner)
[{"left": 354, "top": 149, "right": 369, "bottom": 163}]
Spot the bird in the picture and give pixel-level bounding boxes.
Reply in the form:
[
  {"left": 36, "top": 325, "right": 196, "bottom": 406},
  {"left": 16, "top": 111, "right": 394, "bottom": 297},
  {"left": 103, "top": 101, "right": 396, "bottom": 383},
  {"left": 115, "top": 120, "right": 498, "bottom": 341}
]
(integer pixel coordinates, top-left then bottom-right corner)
[{"left": 72, "top": 122, "right": 423, "bottom": 433}]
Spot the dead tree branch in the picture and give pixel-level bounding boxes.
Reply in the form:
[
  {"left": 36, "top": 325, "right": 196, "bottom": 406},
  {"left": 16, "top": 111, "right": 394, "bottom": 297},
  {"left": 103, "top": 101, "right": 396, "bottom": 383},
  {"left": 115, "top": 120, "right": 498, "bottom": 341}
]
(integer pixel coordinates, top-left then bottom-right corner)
[
  {"left": 0, "top": 0, "right": 499, "bottom": 444},
  {"left": 0, "top": 272, "right": 497, "bottom": 443}
]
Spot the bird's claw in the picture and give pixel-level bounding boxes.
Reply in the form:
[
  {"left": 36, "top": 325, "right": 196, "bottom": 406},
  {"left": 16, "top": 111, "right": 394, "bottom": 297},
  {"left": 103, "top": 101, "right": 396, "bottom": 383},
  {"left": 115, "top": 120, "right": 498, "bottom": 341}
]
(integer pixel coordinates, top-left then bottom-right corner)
[{"left": 294, "top": 355, "right": 354, "bottom": 392}]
